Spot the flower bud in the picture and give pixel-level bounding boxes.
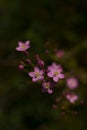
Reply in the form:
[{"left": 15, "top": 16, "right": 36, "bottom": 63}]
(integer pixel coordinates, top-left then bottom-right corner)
[{"left": 18, "top": 64, "right": 24, "bottom": 70}]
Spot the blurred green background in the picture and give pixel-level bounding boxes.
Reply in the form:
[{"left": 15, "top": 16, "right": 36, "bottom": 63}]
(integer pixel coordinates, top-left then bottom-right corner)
[{"left": 0, "top": 0, "right": 87, "bottom": 130}]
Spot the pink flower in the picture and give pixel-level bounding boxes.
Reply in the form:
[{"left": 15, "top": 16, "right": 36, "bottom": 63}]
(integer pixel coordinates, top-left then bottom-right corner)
[
  {"left": 56, "top": 50, "right": 64, "bottom": 58},
  {"left": 66, "top": 93, "right": 78, "bottom": 104},
  {"left": 28, "top": 66, "right": 44, "bottom": 82},
  {"left": 47, "top": 63, "right": 64, "bottom": 82},
  {"left": 16, "top": 41, "right": 30, "bottom": 51},
  {"left": 42, "top": 81, "right": 53, "bottom": 94},
  {"left": 66, "top": 77, "right": 78, "bottom": 90}
]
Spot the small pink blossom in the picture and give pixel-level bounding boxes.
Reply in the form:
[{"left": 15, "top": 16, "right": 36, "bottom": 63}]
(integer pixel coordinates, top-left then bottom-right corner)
[
  {"left": 47, "top": 63, "right": 64, "bottom": 82},
  {"left": 56, "top": 50, "right": 64, "bottom": 58},
  {"left": 18, "top": 64, "right": 24, "bottom": 70},
  {"left": 66, "top": 93, "right": 78, "bottom": 104},
  {"left": 42, "top": 81, "right": 53, "bottom": 94},
  {"left": 28, "top": 66, "right": 44, "bottom": 82},
  {"left": 16, "top": 41, "right": 30, "bottom": 51},
  {"left": 66, "top": 77, "right": 78, "bottom": 90}
]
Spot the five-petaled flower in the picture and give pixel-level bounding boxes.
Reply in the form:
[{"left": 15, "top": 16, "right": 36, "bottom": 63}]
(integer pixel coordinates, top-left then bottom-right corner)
[
  {"left": 66, "top": 93, "right": 78, "bottom": 104},
  {"left": 66, "top": 77, "right": 78, "bottom": 90},
  {"left": 42, "top": 81, "right": 53, "bottom": 94},
  {"left": 47, "top": 63, "right": 64, "bottom": 82},
  {"left": 28, "top": 66, "right": 44, "bottom": 82},
  {"left": 16, "top": 41, "right": 30, "bottom": 51},
  {"left": 56, "top": 50, "right": 64, "bottom": 58}
]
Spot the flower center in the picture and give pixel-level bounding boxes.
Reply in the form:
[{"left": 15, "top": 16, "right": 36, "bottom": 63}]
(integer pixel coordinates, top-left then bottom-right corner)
[
  {"left": 45, "top": 83, "right": 50, "bottom": 89},
  {"left": 35, "top": 72, "right": 40, "bottom": 77},
  {"left": 21, "top": 44, "right": 26, "bottom": 49},
  {"left": 54, "top": 71, "right": 59, "bottom": 76}
]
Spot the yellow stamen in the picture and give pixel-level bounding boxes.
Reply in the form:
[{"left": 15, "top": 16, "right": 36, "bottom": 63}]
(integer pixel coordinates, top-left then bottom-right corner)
[
  {"left": 21, "top": 44, "right": 26, "bottom": 49},
  {"left": 54, "top": 71, "right": 59, "bottom": 76},
  {"left": 35, "top": 72, "right": 40, "bottom": 77},
  {"left": 45, "top": 83, "right": 50, "bottom": 89}
]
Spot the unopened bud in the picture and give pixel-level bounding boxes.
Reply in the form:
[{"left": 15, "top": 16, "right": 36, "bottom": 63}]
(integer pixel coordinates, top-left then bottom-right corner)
[{"left": 18, "top": 64, "right": 24, "bottom": 70}]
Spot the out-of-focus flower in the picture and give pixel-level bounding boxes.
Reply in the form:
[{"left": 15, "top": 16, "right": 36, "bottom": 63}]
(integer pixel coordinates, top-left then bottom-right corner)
[
  {"left": 35, "top": 55, "right": 44, "bottom": 67},
  {"left": 42, "top": 81, "right": 53, "bottom": 94},
  {"left": 18, "top": 64, "right": 24, "bottom": 70},
  {"left": 45, "top": 50, "right": 49, "bottom": 54},
  {"left": 52, "top": 104, "right": 57, "bottom": 109},
  {"left": 56, "top": 50, "right": 64, "bottom": 58},
  {"left": 66, "top": 77, "right": 78, "bottom": 90},
  {"left": 47, "top": 63, "right": 64, "bottom": 82},
  {"left": 26, "top": 59, "right": 32, "bottom": 64},
  {"left": 37, "top": 60, "right": 44, "bottom": 68},
  {"left": 16, "top": 41, "right": 30, "bottom": 51},
  {"left": 28, "top": 66, "right": 44, "bottom": 82},
  {"left": 66, "top": 93, "right": 78, "bottom": 104}
]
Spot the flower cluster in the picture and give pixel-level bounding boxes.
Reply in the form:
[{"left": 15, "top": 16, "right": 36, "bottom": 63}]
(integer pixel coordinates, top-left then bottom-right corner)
[
  {"left": 16, "top": 40, "right": 83, "bottom": 115},
  {"left": 16, "top": 41, "right": 82, "bottom": 107},
  {"left": 16, "top": 41, "right": 30, "bottom": 51},
  {"left": 16, "top": 41, "right": 64, "bottom": 94}
]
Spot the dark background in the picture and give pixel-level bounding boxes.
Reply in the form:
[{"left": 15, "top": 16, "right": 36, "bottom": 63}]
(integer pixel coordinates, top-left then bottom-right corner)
[{"left": 0, "top": 0, "right": 87, "bottom": 130}]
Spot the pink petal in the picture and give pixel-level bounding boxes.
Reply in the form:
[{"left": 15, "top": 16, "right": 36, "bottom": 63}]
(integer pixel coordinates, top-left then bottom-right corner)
[
  {"left": 32, "top": 77, "right": 38, "bottom": 82},
  {"left": 48, "top": 89, "right": 53, "bottom": 94},
  {"left": 25, "top": 41, "right": 30, "bottom": 45},
  {"left": 66, "top": 94, "right": 70, "bottom": 100},
  {"left": 40, "top": 70, "right": 44, "bottom": 75},
  {"left": 73, "top": 96, "right": 78, "bottom": 100},
  {"left": 57, "top": 68, "right": 63, "bottom": 73},
  {"left": 70, "top": 98, "right": 76, "bottom": 103},
  {"left": 18, "top": 41, "right": 23, "bottom": 46},
  {"left": 34, "top": 66, "right": 39, "bottom": 72},
  {"left": 47, "top": 63, "right": 59, "bottom": 71},
  {"left": 52, "top": 62, "right": 61, "bottom": 68},
  {"left": 47, "top": 72, "right": 53, "bottom": 77},
  {"left": 53, "top": 77, "right": 59, "bottom": 82},
  {"left": 16, "top": 47, "right": 22, "bottom": 51},
  {"left": 47, "top": 66, "right": 52, "bottom": 70},
  {"left": 38, "top": 76, "right": 44, "bottom": 80},
  {"left": 28, "top": 72, "right": 34, "bottom": 77},
  {"left": 58, "top": 74, "right": 64, "bottom": 79},
  {"left": 52, "top": 63, "right": 58, "bottom": 67}
]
